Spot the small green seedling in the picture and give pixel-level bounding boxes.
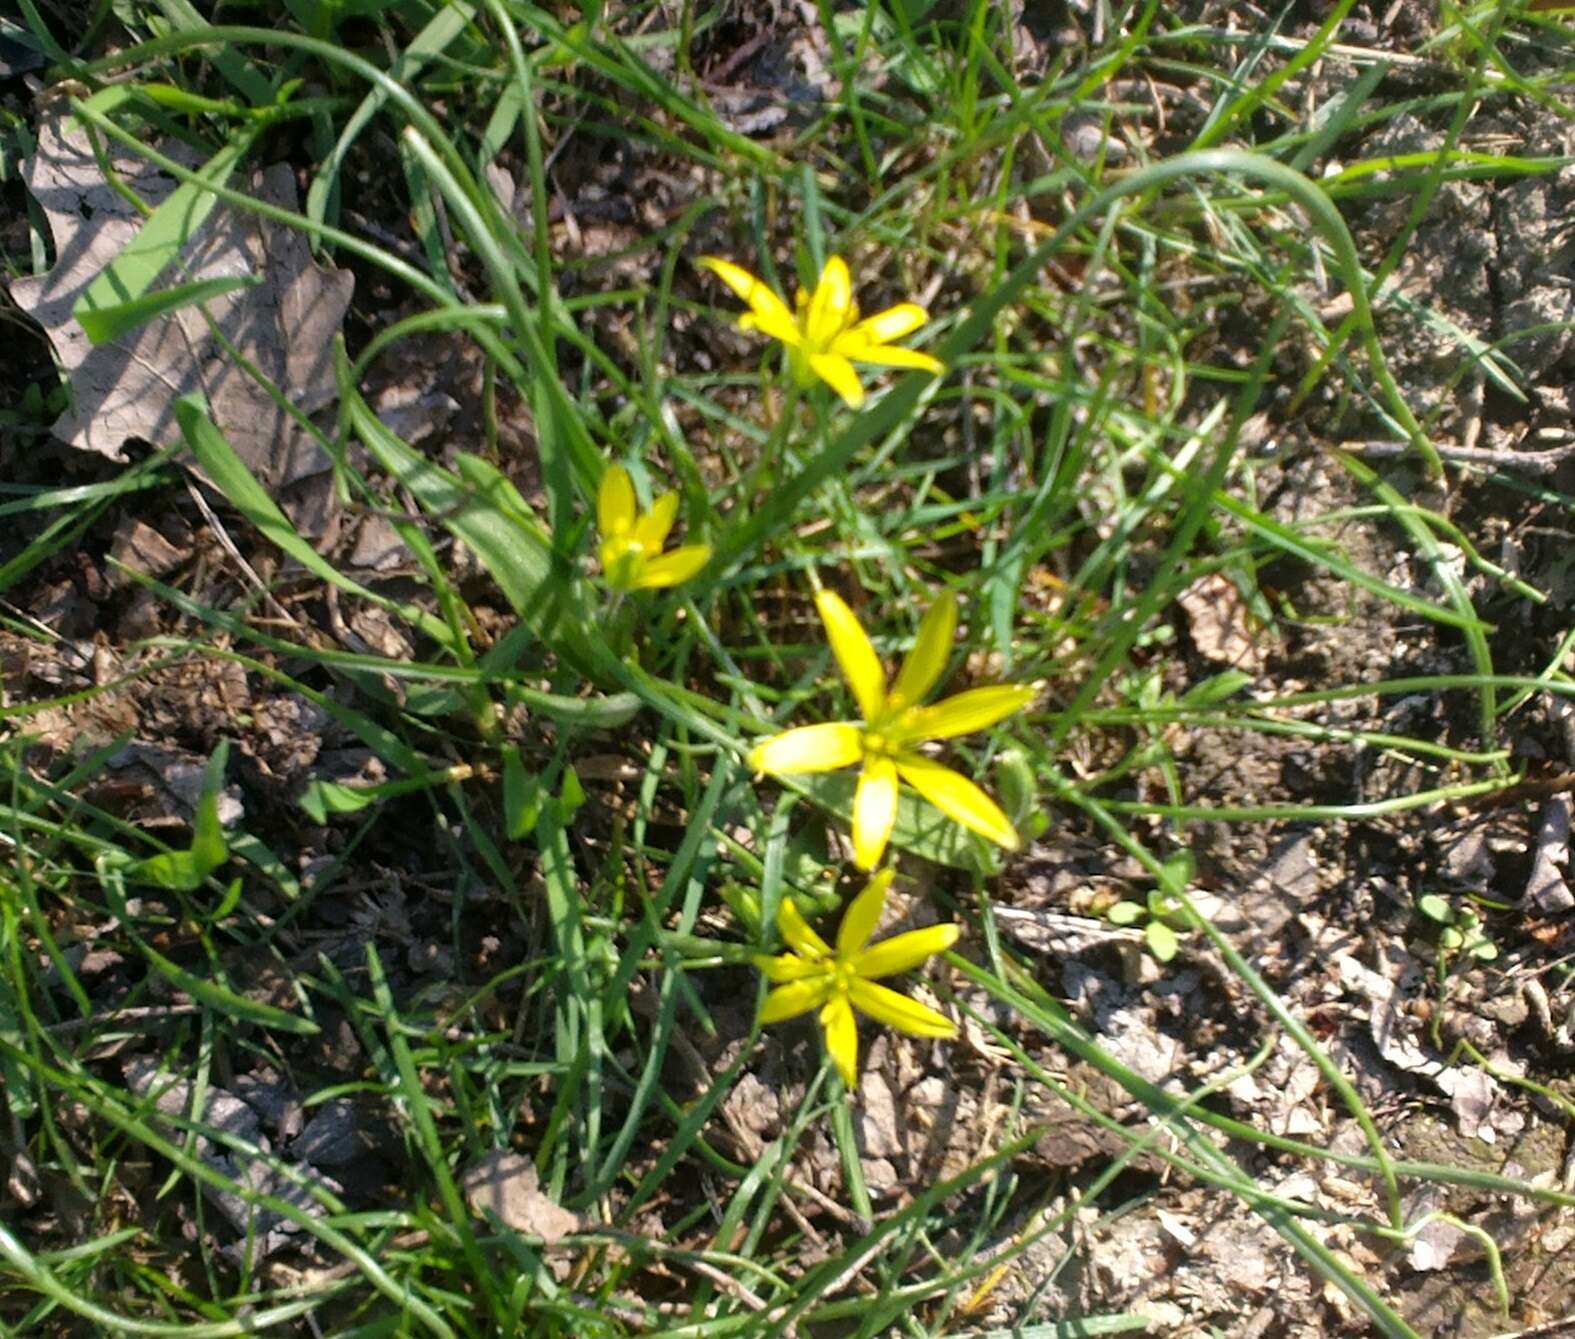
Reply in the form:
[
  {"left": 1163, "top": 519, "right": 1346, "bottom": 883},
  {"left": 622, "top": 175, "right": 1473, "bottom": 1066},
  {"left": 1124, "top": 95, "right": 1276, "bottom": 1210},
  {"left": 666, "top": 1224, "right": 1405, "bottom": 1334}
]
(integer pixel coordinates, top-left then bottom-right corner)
[
  {"left": 126, "top": 741, "right": 231, "bottom": 892},
  {"left": 1417, "top": 894, "right": 1498, "bottom": 976},
  {"left": 1105, "top": 850, "right": 1197, "bottom": 963}
]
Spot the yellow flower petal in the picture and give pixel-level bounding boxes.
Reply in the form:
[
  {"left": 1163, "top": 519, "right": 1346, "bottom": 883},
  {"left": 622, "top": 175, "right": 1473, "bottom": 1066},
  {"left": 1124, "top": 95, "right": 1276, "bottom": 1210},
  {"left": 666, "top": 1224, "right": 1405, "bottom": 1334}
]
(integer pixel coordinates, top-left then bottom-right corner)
[
  {"left": 696, "top": 255, "right": 764, "bottom": 300},
  {"left": 888, "top": 591, "right": 956, "bottom": 711},
  {"left": 739, "top": 301, "right": 804, "bottom": 348},
  {"left": 899, "top": 685, "right": 1035, "bottom": 742},
  {"left": 896, "top": 755, "right": 1019, "bottom": 850},
  {"left": 598, "top": 464, "right": 635, "bottom": 537},
  {"left": 815, "top": 590, "right": 887, "bottom": 723},
  {"left": 760, "top": 977, "right": 833, "bottom": 1024},
  {"left": 805, "top": 255, "right": 854, "bottom": 350},
  {"left": 754, "top": 951, "right": 826, "bottom": 983},
  {"left": 636, "top": 544, "right": 709, "bottom": 589},
  {"left": 634, "top": 491, "right": 679, "bottom": 552},
  {"left": 747, "top": 722, "right": 863, "bottom": 775},
  {"left": 806, "top": 352, "right": 866, "bottom": 407},
  {"left": 836, "top": 343, "right": 945, "bottom": 374},
  {"left": 846, "top": 302, "right": 928, "bottom": 344},
  {"left": 697, "top": 256, "right": 802, "bottom": 347},
  {"left": 777, "top": 896, "right": 832, "bottom": 960},
  {"left": 852, "top": 755, "right": 899, "bottom": 871},
  {"left": 848, "top": 978, "right": 957, "bottom": 1038},
  {"left": 836, "top": 868, "right": 894, "bottom": 959},
  {"left": 819, "top": 993, "right": 859, "bottom": 1088},
  {"left": 853, "top": 922, "right": 959, "bottom": 980}
]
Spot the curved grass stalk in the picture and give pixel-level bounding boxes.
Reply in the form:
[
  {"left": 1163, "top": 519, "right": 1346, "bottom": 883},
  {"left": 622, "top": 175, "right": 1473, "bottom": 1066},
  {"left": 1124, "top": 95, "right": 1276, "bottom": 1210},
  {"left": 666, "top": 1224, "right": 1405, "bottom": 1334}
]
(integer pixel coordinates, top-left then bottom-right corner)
[
  {"left": 1058, "top": 780, "right": 1407, "bottom": 1233},
  {"left": 948, "top": 957, "right": 1421, "bottom": 1338},
  {"left": 0, "top": 1039, "right": 456, "bottom": 1338},
  {"left": 0, "top": 1221, "right": 333, "bottom": 1338}
]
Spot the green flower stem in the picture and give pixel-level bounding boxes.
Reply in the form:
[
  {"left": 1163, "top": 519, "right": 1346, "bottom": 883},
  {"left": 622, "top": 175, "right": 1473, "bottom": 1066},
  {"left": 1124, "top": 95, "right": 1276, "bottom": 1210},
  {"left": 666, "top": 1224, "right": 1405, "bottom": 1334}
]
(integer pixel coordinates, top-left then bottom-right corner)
[{"left": 742, "top": 381, "right": 803, "bottom": 501}]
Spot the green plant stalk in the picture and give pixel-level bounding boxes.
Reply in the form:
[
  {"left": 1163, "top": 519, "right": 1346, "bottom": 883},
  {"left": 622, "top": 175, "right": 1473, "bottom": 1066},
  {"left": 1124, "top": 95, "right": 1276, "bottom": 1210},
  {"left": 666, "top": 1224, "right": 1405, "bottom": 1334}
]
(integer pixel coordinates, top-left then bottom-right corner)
[
  {"left": 1290, "top": 1, "right": 1510, "bottom": 421},
  {"left": 951, "top": 968, "right": 1421, "bottom": 1337},
  {"left": 1098, "top": 772, "right": 1513, "bottom": 822},
  {"left": 397, "top": 125, "right": 601, "bottom": 513},
  {"left": 1336, "top": 449, "right": 1501, "bottom": 753},
  {"left": 1445, "top": 1036, "right": 1575, "bottom": 1125},
  {"left": 364, "top": 945, "right": 508, "bottom": 1328}
]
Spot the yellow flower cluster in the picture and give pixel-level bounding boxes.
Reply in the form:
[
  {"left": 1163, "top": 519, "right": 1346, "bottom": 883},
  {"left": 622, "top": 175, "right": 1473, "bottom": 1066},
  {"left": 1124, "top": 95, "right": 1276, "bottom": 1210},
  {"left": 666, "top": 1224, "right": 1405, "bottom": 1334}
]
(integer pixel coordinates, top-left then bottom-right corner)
[{"left": 582, "top": 252, "right": 1032, "bottom": 1091}]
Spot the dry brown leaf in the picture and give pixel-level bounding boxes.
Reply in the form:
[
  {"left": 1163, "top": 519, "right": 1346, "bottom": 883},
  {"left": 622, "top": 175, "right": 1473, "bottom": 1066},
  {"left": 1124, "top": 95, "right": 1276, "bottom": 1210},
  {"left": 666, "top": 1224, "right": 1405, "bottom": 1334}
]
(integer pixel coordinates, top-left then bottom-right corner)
[
  {"left": 462, "top": 1150, "right": 581, "bottom": 1245},
  {"left": 1526, "top": 794, "right": 1573, "bottom": 913},
  {"left": 1177, "top": 572, "right": 1266, "bottom": 669},
  {"left": 9, "top": 114, "right": 352, "bottom": 533}
]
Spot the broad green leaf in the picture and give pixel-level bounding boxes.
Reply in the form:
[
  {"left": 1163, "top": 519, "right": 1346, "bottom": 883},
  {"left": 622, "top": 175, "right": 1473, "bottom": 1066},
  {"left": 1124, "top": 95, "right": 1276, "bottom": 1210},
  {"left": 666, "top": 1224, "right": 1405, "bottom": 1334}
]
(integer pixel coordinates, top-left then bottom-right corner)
[
  {"left": 1180, "top": 670, "right": 1255, "bottom": 707},
  {"left": 1146, "top": 921, "right": 1180, "bottom": 963},
  {"left": 298, "top": 768, "right": 469, "bottom": 824},
  {"left": 298, "top": 780, "right": 380, "bottom": 823}
]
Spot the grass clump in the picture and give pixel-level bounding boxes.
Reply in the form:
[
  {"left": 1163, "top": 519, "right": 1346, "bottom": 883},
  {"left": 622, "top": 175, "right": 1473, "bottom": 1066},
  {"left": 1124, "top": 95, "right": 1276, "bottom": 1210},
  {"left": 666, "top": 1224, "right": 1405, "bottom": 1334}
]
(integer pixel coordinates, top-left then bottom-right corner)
[{"left": 3, "top": 3, "right": 1574, "bottom": 1337}]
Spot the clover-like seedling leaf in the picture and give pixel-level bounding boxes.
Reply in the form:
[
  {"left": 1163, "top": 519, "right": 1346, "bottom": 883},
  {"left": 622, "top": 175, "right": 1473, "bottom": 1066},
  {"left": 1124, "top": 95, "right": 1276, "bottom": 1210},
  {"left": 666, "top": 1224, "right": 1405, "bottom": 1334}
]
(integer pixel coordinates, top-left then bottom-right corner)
[{"left": 1146, "top": 920, "right": 1180, "bottom": 963}]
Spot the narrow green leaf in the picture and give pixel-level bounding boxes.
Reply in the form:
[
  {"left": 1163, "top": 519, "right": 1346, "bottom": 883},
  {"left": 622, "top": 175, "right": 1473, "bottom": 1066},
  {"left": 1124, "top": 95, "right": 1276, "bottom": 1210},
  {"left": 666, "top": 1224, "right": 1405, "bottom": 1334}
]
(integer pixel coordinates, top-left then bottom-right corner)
[
  {"left": 77, "top": 274, "right": 259, "bottom": 345},
  {"left": 73, "top": 134, "right": 255, "bottom": 343},
  {"left": 139, "top": 940, "right": 319, "bottom": 1035},
  {"left": 503, "top": 750, "right": 543, "bottom": 839},
  {"left": 175, "top": 395, "right": 457, "bottom": 651},
  {"left": 348, "top": 394, "right": 598, "bottom": 676},
  {"left": 127, "top": 742, "right": 230, "bottom": 891}
]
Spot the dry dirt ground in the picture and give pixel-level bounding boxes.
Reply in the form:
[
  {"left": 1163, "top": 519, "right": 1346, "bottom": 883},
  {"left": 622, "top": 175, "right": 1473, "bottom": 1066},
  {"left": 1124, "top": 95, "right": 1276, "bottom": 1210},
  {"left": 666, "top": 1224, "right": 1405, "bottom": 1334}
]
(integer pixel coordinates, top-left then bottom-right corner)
[{"left": 3, "top": 2, "right": 1575, "bottom": 1336}]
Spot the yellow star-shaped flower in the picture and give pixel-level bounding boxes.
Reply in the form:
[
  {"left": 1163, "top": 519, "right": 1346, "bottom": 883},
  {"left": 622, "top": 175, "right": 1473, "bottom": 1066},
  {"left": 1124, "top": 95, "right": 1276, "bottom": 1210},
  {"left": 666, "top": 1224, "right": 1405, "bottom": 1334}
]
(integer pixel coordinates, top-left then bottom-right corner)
[
  {"left": 596, "top": 464, "right": 709, "bottom": 592},
  {"left": 696, "top": 254, "right": 944, "bottom": 408},
  {"left": 756, "top": 869, "right": 958, "bottom": 1089},
  {"left": 747, "top": 589, "right": 1034, "bottom": 869}
]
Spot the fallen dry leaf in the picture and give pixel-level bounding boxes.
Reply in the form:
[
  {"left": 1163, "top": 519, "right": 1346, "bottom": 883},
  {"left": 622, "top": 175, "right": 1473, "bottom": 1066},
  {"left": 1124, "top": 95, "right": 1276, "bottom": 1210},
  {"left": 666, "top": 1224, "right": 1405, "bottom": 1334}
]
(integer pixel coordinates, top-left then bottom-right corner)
[
  {"left": 462, "top": 1150, "right": 581, "bottom": 1245},
  {"left": 1177, "top": 572, "right": 1266, "bottom": 670},
  {"left": 1526, "top": 794, "right": 1573, "bottom": 914},
  {"left": 9, "top": 114, "right": 352, "bottom": 534}
]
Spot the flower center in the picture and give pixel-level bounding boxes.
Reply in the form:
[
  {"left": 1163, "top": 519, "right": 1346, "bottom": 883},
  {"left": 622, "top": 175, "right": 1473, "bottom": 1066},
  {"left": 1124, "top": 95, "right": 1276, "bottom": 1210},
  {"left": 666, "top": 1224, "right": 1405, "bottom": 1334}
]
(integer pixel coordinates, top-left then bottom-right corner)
[
  {"left": 861, "top": 726, "right": 898, "bottom": 758},
  {"left": 863, "top": 704, "right": 923, "bottom": 755}
]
